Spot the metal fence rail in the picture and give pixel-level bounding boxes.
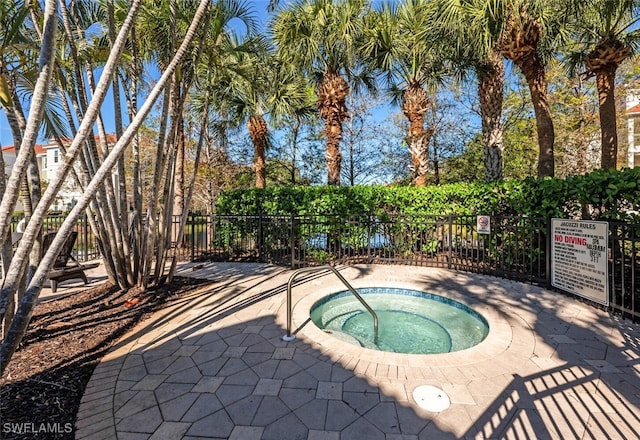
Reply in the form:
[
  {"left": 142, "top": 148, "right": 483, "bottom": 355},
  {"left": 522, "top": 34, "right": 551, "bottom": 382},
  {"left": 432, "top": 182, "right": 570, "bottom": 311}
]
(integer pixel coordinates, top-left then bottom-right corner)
[
  {"left": 170, "top": 214, "right": 637, "bottom": 321},
  {"left": 10, "top": 214, "right": 100, "bottom": 262},
  {"left": 8, "top": 213, "right": 638, "bottom": 321},
  {"left": 609, "top": 221, "right": 639, "bottom": 320}
]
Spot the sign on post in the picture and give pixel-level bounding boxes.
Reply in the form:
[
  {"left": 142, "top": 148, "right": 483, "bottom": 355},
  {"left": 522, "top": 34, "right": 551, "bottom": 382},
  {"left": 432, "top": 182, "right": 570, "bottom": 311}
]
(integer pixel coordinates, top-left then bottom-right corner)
[{"left": 551, "top": 219, "right": 609, "bottom": 306}]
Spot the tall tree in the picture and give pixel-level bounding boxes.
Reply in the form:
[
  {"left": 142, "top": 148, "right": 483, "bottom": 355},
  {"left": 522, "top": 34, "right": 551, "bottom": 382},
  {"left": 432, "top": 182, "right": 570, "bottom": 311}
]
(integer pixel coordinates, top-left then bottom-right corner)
[
  {"left": 564, "top": 0, "right": 640, "bottom": 169},
  {"left": 546, "top": 58, "right": 600, "bottom": 176},
  {"left": 272, "top": 0, "right": 372, "bottom": 185},
  {"left": 361, "top": 0, "right": 447, "bottom": 186},
  {"left": 55, "top": 0, "right": 134, "bottom": 289},
  {"left": 0, "top": 0, "right": 52, "bottom": 252},
  {"left": 225, "top": 47, "right": 315, "bottom": 189},
  {"left": 1, "top": 0, "right": 212, "bottom": 378},
  {"left": 495, "top": 0, "right": 567, "bottom": 177},
  {"left": 430, "top": 0, "right": 506, "bottom": 181},
  {"left": 133, "top": 0, "right": 255, "bottom": 286}
]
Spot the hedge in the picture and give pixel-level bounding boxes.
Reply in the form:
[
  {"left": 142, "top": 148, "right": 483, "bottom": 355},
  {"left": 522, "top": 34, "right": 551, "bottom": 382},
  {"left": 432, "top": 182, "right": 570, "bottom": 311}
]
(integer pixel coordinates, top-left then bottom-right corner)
[{"left": 216, "top": 167, "right": 640, "bottom": 221}]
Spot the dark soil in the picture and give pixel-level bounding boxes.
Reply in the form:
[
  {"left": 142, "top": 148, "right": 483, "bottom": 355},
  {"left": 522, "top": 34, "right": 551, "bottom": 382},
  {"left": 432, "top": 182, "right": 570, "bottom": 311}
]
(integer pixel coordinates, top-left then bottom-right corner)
[{"left": 0, "top": 276, "right": 212, "bottom": 440}]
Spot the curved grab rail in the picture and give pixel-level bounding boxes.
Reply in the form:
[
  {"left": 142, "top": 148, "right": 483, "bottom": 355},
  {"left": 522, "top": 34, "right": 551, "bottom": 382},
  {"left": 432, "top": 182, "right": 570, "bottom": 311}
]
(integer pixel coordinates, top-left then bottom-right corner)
[{"left": 283, "top": 265, "right": 378, "bottom": 343}]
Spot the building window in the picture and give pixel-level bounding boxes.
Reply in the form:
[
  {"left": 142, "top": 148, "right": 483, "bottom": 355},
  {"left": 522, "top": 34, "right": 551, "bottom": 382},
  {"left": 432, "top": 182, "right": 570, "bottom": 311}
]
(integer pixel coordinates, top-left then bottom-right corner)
[{"left": 53, "top": 149, "right": 59, "bottom": 163}]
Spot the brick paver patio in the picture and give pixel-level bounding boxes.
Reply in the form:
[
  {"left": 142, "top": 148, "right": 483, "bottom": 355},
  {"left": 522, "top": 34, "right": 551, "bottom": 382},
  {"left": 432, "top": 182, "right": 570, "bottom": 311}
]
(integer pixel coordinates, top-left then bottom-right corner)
[{"left": 75, "top": 263, "right": 640, "bottom": 439}]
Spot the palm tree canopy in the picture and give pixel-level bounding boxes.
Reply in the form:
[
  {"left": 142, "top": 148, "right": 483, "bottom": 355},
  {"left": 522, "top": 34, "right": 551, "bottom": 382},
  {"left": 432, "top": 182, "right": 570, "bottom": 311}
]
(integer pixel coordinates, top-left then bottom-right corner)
[
  {"left": 361, "top": 0, "right": 449, "bottom": 106},
  {"left": 271, "top": 0, "right": 369, "bottom": 81},
  {"left": 0, "top": 1, "right": 29, "bottom": 108},
  {"left": 431, "top": 0, "right": 569, "bottom": 64},
  {"left": 563, "top": 0, "right": 640, "bottom": 76}
]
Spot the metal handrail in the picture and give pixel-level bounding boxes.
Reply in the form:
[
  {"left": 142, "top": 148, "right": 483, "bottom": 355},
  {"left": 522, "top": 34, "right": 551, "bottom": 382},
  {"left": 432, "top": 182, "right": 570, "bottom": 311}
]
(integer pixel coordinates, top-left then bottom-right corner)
[{"left": 283, "top": 265, "right": 378, "bottom": 343}]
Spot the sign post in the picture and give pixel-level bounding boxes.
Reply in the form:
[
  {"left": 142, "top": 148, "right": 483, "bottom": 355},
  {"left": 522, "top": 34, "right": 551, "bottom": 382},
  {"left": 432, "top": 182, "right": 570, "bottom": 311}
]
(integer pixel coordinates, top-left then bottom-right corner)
[{"left": 551, "top": 219, "right": 609, "bottom": 306}]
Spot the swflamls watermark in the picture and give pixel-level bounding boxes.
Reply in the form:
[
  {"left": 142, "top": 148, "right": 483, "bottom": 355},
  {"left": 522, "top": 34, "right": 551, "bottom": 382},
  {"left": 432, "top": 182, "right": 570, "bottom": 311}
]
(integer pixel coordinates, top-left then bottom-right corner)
[{"left": 2, "top": 422, "right": 73, "bottom": 435}]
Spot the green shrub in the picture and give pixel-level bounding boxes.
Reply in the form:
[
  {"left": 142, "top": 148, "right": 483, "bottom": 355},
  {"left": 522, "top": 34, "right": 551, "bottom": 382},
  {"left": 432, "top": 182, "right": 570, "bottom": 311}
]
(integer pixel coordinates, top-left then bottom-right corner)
[{"left": 215, "top": 168, "right": 640, "bottom": 221}]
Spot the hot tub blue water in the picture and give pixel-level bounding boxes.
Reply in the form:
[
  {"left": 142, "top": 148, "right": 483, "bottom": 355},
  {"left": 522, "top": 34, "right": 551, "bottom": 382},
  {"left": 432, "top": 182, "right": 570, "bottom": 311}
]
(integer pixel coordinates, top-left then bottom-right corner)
[{"left": 310, "top": 287, "right": 489, "bottom": 354}]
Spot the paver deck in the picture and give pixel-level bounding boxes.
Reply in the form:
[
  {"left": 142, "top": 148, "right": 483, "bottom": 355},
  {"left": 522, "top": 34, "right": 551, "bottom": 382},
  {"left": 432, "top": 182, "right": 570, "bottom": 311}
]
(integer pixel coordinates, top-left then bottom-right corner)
[{"left": 76, "top": 262, "right": 640, "bottom": 439}]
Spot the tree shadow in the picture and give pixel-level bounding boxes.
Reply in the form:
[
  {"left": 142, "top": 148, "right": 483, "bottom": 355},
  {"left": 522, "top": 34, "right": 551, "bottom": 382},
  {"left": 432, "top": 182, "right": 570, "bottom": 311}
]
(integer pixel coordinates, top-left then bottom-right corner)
[
  {"left": 7, "top": 262, "right": 640, "bottom": 439},
  {"left": 76, "top": 263, "right": 466, "bottom": 439}
]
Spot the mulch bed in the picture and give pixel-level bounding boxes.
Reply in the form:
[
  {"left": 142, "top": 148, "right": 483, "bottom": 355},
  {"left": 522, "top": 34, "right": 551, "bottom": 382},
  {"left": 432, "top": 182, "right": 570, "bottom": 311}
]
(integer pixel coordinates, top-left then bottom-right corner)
[{"left": 0, "top": 276, "right": 212, "bottom": 440}]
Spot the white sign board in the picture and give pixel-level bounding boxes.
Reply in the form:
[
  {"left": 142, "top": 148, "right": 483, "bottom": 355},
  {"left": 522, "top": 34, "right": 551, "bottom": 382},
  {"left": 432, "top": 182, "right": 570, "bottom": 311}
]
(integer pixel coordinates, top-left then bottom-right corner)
[
  {"left": 477, "top": 215, "right": 491, "bottom": 234},
  {"left": 551, "top": 219, "right": 609, "bottom": 306}
]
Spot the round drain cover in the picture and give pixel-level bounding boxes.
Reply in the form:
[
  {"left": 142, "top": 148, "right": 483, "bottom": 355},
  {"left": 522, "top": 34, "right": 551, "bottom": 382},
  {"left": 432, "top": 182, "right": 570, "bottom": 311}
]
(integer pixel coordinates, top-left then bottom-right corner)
[{"left": 412, "top": 385, "right": 450, "bottom": 412}]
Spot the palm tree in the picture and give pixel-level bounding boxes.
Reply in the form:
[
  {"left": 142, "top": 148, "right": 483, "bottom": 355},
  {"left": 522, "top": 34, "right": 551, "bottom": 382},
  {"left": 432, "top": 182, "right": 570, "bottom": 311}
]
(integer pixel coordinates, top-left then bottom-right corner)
[
  {"left": 430, "top": 0, "right": 507, "bottom": 181},
  {"left": 564, "top": 0, "right": 640, "bottom": 169},
  {"left": 223, "top": 45, "right": 315, "bottom": 189},
  {"left": 0, "top": 0, "right": 59, "bottom": 371},
  {"left": 272, "top": 0, "right": 371, "bottom": 185},
  {"left": 133, "top": 0, "right": 257, "bottom": 285},
  {"left": 0, "top": 0, "right": 50, "bottom": 247},
  {"left": 0, "top": 0, "right": 31, "bottom": 335},
  {"left": 361, "top": 0, "right": 448, "bottom": 186},
  {"left": 1, "top": 0, "right": 212, "bottom": 378},
  {"left": 495, "top": 0, "right": 568, "bottom": 178},
  {"left": 476, "top": 53, "right": 506, "bottom": 180},
  {"left": 55, "top": 0, "right": 135, "bottom": 288}
]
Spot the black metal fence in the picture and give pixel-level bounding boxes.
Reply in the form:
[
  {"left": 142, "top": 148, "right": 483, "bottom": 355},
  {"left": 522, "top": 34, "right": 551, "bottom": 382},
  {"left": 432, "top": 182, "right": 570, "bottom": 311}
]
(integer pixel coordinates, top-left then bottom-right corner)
[
  {"left": 173, "top": 214, "right": 638, "bottom": 321},
  {"left": 10, "top": 214, "right": 101, "bottom": 262},
  {"left": 8, "top": 213, "right": 638, "bottom": 321}
]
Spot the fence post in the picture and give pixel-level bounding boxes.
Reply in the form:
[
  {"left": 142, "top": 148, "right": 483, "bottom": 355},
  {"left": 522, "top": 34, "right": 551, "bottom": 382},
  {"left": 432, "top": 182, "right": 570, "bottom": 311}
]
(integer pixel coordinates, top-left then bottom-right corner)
[
  {"left": 367, "top": 215, "right": 371, "bottom": 260},
  {"left": 545, "top": 216, "right": 552, "bottom": 287},
  {"left": 290, "top": 213, "right": 295, "bottom": 268},
  {"left": 190, "top": 214, "right": 195, "bottom": 261},
  {"left": 258, "top": 213, "right": 264, "bottom": 260},
  {"left": 447, "top": 215, "right": 453, "bottom": 269}
]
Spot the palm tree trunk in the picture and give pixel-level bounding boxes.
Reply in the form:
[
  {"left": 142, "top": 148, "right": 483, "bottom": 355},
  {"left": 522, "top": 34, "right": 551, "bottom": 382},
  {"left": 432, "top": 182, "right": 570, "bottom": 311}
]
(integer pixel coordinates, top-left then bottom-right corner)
[
  {"left": 174, "top": 115, "right": 186, "bottom": 213},
  {"left": 402, "top": 83, "right": 432, "bottom": 186},
  {"left": 325, "top": 118, "right": 343, "bottom": 186},
  {"left": 0, "top": 0, "right": 211, "bottom": 378},
  {"left": 478, "top": 54, "right": 505, "bottom": 181},
  {"left": 249, "top": 115, "right": 268, "bottom": 189},
  {"left": 142, "top": 85, "right": 170, "bottom": 287},
  {"left": 0, "top": 0, "right": 57, "bottom": 246},
  {"left": 168, "top": 99, "right": 210, "bottom": 283},
  {"left": 86, "top": 71, "right": 132, "bottom": 287},
  {"left": 514, "top": 52, "right": 555, "bottom": 178},
  {"left": 107, "top": 0, "right": 128, "bottom": 218},
  {"left": 128, "top": 23, "right": 143, "bottom": 284},
  {"left": 290, "top": 115, "right": 302, "bottom": 185},
  {"left": 318, "top": 72, "right": 348, "bottom": 186},
  {"left": 595, "top": 65, "right": 618, "bottom": 169},
  {"left": 8, "top": 93, "right": 43, "bottom": 285},
  {"left": 0, "top": 144, "right": 13, "bottom": 338},
  {"left": 407, "top": 129, "right": 431, "bottom": 187}
]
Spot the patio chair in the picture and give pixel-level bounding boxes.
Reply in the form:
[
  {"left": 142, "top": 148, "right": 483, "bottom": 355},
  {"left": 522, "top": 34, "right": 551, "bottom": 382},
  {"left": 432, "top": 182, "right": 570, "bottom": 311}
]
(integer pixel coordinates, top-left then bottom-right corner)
[{"left": 44, "top": 231, "right": 99, "bottom": 293}]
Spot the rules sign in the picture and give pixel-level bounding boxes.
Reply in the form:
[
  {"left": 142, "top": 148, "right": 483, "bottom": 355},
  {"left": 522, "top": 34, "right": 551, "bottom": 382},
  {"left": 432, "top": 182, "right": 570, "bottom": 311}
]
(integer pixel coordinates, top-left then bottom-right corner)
[{"left": 551, "top": 219, "right": 609, "bottom": 306}]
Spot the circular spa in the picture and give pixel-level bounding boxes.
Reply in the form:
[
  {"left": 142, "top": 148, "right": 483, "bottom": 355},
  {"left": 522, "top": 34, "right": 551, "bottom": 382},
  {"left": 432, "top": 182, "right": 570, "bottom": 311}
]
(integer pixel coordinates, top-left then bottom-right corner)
[{"left": 310, "top": 287, "right": 489, "bottom": 354}]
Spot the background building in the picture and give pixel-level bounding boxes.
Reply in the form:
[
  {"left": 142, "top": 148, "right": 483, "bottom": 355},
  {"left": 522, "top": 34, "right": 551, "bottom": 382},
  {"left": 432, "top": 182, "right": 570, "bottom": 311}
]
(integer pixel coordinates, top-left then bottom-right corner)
[
  {"left": 627, "top": 89, "right": 640, "bottom": 168},
  {"left": 2, "top": 141, "right": 82, "bottom": 212}
]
